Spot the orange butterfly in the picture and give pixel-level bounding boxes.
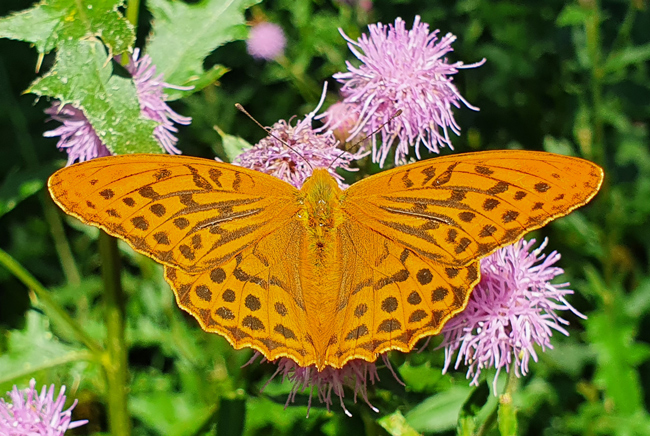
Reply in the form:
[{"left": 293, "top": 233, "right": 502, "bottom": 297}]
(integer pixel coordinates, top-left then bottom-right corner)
[{"left": 48, "top": 151, "right": 603, "bottom": 370}]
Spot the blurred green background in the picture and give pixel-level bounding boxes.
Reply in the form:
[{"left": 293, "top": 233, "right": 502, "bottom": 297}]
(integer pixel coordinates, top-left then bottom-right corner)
[{"left": 1, "top": 0, "right": 649, "bottom": 435}]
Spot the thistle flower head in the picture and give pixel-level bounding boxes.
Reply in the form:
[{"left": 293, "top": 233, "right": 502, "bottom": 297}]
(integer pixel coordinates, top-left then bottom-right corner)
[
  {"left": 0, "top": 379, "right": 87, "bottom": 435},
  {"left": 333, "top": 16, "right": 484, "bottom": 167},
  {"left": 247, "top": 22, "right": 287, "bottom": 61},
  {"left": 45, "top": 50, "right": 191, "bottom": 164},
  {"left": 124, "top": 49, "right": 192, "bottom": 155},
  {"left": 318, "top": 101, "right": 360, "bottom": 145},
  {"left": 440, "top": 238, "right": 585, "bottom": 391},
  {"left": 253, "top": 354, "right": 399, "bottom": 417},
  {"left": 235, "top": 91, "right": 367, "bottom": 188},
  {"left": 44, "top": 103, "right": 110, "bottom": 166}
]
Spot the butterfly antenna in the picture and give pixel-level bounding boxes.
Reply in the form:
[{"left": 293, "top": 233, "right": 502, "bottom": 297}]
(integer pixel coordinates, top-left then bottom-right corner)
[
  {"left": 327, "top": 109, "right": 403, "bottom": 170},
  {"left": 235, "top": 103, "right": 312, "bottom": 170}
]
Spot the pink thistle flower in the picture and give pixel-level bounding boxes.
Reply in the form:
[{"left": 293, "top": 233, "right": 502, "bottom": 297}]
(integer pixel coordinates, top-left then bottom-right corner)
[
  {"left": 235, "top": 93, "right": 367, "bottom": 188},
  {"left": 124, "top": 49, "right": 192, "bottom": 155},
  {"left": 45, "top": 50, "right": 191, "bottom": 164},
  {"left": 440, "top": 238, "right": 585, "bottom": 391},
  {"left": 333, "top": 16, "right": 485, "bottom": 167},
  {"left": 247, "top": 22, "right": 287, "bottom": 61},
  {"left": 44, "top": 103, "right": 111, "bottom": 166},
  {"left": 0, "top": 379, "right": 88, "bottom": 435},
  {"left": 318, "top": 101, "right": 360, "bottom": 145},
  {"left": 251, "top": 353, "right": 400, "bottom": 417}
]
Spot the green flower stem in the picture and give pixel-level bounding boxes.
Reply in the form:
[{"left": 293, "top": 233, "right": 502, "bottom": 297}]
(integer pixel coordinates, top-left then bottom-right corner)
[
  {"left": 125, "top": 0, "right": 141, "bottom": 29},
  {"left": 474, "top": 367, "right": 519, "bottom": 436},
  {"left": 99, "top": 232, "right": 131, "bottom": 436},
  {"left": 581, "top": 0, "right": 616, "bottom": 285},
  {"left": 101, "top": 2, "right": 138, "bottom": 433},
  {"left": 0, "top": 247, "right": 102, "bottom": 355},
  {"left": 42, "top": 194, "right": 82, "bottom": 286},
  {"left": 475, "top": 399, "right": 498, "bottom": 436},
  {"left": 583, "top": 0, "right": 604, "bottom": 166}
]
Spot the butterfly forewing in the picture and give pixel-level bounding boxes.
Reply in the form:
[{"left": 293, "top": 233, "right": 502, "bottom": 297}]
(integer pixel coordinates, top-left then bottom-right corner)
[
  {"left": 343, "top": 150, "right": 604, "bottom": 267},
  {"left": 48, "top": 155, "right": 300, "bottom": 273}
]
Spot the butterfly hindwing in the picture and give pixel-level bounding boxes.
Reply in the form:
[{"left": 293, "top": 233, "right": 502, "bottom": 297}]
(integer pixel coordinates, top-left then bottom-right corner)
[
  {"left": 164, "top": 218, "right": 312, "bottom": 365},
  {"left": 343, "top": 150, "right": 603, "bottom": 267},
  {"left": 324, "top": 220, "right": 478, "bottom": 366},
  {"left": 48, "top": 154, "right": 300, "bottom": 273}
]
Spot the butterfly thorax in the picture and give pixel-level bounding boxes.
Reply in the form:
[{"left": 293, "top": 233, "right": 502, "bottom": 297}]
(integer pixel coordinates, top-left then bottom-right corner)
[{"left": 298, "top": 169, "right": 345, "bottom": 262}]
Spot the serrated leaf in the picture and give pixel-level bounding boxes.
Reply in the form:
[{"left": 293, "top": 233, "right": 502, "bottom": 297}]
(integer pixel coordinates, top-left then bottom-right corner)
[
  {"left": 145, "top": 0, "right": 260, "bottom": 93},
  {"left": 378, "top": 410, "right": 421, "bottom": 436},
  {"left": 29, "top": 39, "right": 162, "bottom": 155},
  {"left": 0, "top": 0, "right": 134, "bottom": 55},
  {"left": 214, "top": 125, "right": 252, "bottom": 162}
]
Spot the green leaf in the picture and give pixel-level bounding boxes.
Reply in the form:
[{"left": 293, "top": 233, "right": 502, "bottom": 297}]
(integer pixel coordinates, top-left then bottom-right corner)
[
  {"left": 145, "top": 0, "right": 260, "bottom": 94},
  {"left": 556, "top": 4, "right": 592, "bottom": 27},
  {"left": 165, "top": 64, "right": 229, "bottom": 102},
  {"left": 405, "top": 386, "right": 473, "bottom": 433},
  {"left": 0, "top": 311, "right": 90, "bottom": 386},
  {"left": 542, "top": 135, "right": 576, "bottom": 157},
  {"left": 217, "top": 396, "right": 246, "bottom": 436},
  {"left": 497, "top": 393, "right": 518, "bottom": 436},
  {"left": 0, "top": 164, "right": 56, "bottom": 218},
  {"left": 460, "top": 380, "right": 490, "bottom": 418},
  {"left": 214, "top": 125, "right": 252, "bottom": 163},
  {"left": 29, "top": 39, "right": 161, "bottom": 154},
  {"left": 130, "top": 389, "right": 218, "bottom": 436},
  {"left": 456, "top": 381, "right": 490, "bottom": 436},
  {"left": 604, "top": 43, "right": 650, "bottom": 74},
  {"left": 398, "top": 360, "right": 447, "bottom": 393},
  {"left": 584, "top": 268, "right": 646, "bottom": 417},
  {"left": 0, "top": 0, "right": 134, "bottom": 55},
  {"left": 378, "top": 410, "right": 421, "bottom": 436}
]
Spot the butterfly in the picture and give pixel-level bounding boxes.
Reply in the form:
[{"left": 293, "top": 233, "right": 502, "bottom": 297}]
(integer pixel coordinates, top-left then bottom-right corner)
[{"left": 48, "top": 151, "right": 603, "bottom": 370}]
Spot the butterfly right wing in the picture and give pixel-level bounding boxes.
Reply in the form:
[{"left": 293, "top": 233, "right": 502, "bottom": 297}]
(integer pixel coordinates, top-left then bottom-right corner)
[
  {"left": 48, "top": 154, "right": 300, "bottom": 274},
  {"left": 322, "top": 219, "right": 479, "bottom": 367}
]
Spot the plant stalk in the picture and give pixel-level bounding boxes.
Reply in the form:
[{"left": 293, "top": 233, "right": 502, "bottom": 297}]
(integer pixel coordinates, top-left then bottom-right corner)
[{"left": 99, "top": 232, "right": 131, "bottom": 436}]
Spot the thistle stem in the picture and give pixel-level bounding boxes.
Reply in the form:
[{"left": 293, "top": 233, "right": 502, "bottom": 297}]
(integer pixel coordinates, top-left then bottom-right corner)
[
  {"left": 125, "top": 0, "right": 141, "bottom": 30},
  {"left": 474, "top": 366, "right": 519, "bottom": 436},
  {"left": 99, "top": 232, "right": 131, "bottom": 436}
]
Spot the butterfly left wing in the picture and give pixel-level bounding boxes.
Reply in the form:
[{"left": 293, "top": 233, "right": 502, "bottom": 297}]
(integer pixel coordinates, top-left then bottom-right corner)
[
  {"left": 48, "top": 154, "right": 300, "bottom": 273},
  {"left": 164, "top": 218, "right": 314, "bottom": 366},
  {"left": 343, "top": 150, "right": 603, "bottom": 267}
]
